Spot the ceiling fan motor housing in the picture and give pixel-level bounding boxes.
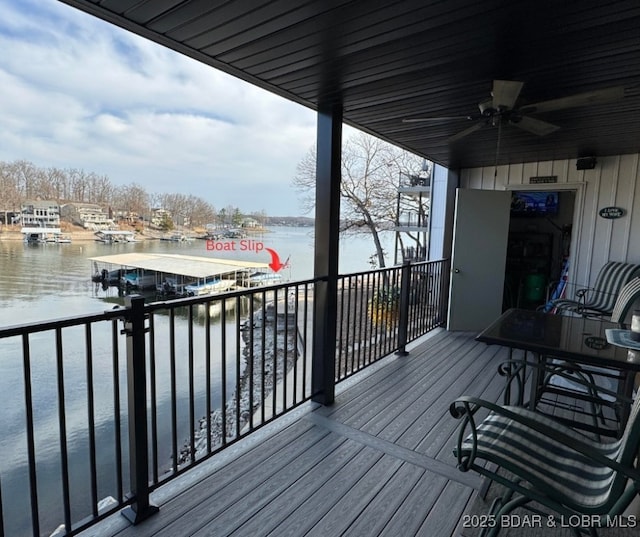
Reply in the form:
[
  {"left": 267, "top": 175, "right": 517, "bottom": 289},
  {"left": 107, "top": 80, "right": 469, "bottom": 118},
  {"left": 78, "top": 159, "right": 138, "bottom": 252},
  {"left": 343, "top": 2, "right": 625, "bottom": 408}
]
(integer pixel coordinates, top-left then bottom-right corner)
[{"left": 478, "top": 99, "right": 495, "bottom": 116}]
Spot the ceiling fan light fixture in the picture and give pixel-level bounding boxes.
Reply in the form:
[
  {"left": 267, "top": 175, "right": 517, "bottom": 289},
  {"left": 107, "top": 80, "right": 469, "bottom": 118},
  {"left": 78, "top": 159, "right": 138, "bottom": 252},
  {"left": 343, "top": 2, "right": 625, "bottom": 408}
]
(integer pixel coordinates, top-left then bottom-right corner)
[{"left": 478, "top": 99, "right": 495, "bottom": 116}]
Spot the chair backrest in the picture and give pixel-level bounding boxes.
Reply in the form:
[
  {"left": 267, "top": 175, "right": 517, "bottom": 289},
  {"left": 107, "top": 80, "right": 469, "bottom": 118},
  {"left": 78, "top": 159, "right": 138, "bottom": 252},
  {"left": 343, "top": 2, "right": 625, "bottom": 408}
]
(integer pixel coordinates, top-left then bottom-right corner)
[
  {"left": 586, "top": 262, "right": 640, "bottom": 313},
  {"left": 610, "top": 277, "right": 640, "bottom": 326},
  {"left": 609, "top": 393, "right": 640, "bottom": 504}
]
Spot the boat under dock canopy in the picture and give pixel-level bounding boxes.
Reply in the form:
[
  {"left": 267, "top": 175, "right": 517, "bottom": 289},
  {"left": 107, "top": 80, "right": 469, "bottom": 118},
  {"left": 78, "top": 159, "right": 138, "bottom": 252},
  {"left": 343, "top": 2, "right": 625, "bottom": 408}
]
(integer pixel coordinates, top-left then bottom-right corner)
[{"left": 89, "top": 252, "right": 276, "bottom": 295}]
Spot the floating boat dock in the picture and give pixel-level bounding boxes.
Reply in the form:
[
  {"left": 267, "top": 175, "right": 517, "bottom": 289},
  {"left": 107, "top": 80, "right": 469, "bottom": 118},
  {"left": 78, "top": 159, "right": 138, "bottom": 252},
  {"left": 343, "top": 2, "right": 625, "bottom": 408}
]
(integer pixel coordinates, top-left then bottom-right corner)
[
  {"left": 90, "top": 252, "right": 282, "bottom": 297},
  {"left": 21, "top": 227, "right": 71, "bottom": 244},
  {"left": 94, "top": 230, "right": 138, "bottom": 243}
]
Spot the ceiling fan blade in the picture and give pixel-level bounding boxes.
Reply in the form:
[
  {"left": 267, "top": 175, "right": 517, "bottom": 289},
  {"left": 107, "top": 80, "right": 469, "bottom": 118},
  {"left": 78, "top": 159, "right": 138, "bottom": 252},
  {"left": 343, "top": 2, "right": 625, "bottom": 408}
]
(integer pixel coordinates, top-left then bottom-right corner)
[
  {"left": 402, "top": 116, "right": 472, "bottom": 123},
  {"left": 447, "top": 122, "right": 484, "bottom": 143},
  {"left": 492, "top": 80, "right": 524, "bottom": 110},
  {"left": 519, "top": 86, "right": 625, "bottom": 114},
  {"left": 511, "top": 116, "right": 560, "bottom": 136}
]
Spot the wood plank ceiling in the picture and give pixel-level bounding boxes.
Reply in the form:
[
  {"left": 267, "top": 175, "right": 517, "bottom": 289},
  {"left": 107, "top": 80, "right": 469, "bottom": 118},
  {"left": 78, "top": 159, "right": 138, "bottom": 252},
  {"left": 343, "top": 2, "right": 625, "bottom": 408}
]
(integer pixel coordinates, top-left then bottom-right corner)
[{"left": 60, "top": 0, "right": 640, "bottom": 170}]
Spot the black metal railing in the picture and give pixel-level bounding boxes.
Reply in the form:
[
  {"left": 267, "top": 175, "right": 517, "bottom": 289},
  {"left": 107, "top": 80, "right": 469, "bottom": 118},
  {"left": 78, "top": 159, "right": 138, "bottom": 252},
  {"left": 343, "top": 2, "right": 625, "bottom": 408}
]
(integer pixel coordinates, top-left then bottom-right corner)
[
  {"left": 0, "top": 310, "right": 127, "bottom": 537},
  {"left": 406, "top": 258, "right": 450, "bottom": 342},
  {"left": 335, "top": 259, "right": 449, "bottom": 381},
  {"left": 0, "top": 260, "right": 449, "bottom": 537}
]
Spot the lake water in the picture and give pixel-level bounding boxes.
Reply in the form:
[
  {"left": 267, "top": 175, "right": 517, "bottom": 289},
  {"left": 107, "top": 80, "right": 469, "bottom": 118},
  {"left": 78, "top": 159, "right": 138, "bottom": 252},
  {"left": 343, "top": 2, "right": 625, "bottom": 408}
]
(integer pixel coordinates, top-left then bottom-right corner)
[{"left": 0, "top": 226, "right": 395, "bottom": 536}]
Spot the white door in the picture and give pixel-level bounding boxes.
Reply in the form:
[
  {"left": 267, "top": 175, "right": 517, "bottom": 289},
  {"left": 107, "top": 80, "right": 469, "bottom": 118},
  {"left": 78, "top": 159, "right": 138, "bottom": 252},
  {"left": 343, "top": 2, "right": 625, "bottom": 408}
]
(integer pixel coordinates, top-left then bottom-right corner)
[{"left": 447, "top": 188, "right": 511, "bottom": 332}]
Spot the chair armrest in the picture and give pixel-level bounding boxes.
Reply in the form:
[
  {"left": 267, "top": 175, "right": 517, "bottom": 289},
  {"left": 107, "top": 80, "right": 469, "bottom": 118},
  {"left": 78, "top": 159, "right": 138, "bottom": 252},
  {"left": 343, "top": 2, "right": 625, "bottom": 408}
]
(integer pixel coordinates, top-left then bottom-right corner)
[
  {"left": 449, "top": 395, "right": 640, "bottom": 484},
  {"left": 543, "top": 282, "right": 594, "bottom": 314},
  {"left": 546, "top": 280, "right": 589, "bottom": 299},
  {"left": 575, "top": 287, "right": 591, "bottom": 300}
]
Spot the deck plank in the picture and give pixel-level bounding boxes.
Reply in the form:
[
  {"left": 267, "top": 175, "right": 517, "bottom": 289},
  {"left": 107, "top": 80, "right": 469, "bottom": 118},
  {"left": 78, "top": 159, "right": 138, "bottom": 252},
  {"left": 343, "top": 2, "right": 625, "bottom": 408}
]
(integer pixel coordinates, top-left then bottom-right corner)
[
  {"left": 227, "top": 438, "right": 368, "bottom": 536},
  {"left": 416, "top": 481, "right": 476, "bottom": 537},
  {"left": 377, "top": 471, "right": 452, "bottom": 537},
  {"left": 263, "top": 444, "right": 388, "bottom": 537},
  {"left": 367, "top": 342, "right": 507, "bottom": 445},
  {"left": 186, "top": 432, "right": 359, "bottom": 536},
  {"left": 113, "top": 420, "right": 328, "bottom": 536},
  {"left": 342, "top": 461, "right": 427, "bottom": 537},
  {"left": 80, "top": 330, "right": 514, "bottom": 537},
  {"left": 339, "top": 336, "right": 484, "bottom": 429}
]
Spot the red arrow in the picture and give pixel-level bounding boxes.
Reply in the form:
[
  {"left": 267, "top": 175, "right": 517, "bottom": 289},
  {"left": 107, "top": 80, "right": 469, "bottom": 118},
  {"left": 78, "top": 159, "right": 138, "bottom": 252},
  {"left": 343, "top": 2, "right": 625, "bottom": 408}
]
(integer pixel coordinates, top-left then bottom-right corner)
[{"left": 265, "top": 248, "right": 284, "bottom": 272}]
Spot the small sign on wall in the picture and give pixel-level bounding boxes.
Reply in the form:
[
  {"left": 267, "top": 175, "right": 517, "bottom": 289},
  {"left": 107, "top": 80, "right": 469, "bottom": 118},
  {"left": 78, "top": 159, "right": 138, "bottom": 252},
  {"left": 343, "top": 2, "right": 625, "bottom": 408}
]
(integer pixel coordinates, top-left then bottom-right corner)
[
  {"left": 529, "top": 176, "right": 558, "bottom": 184},
  {"left": 598, "top": 206, "right": 626, "bottom": 219},
  {"left": 584, "top": 336, "right": 609, "bottom": 350}
]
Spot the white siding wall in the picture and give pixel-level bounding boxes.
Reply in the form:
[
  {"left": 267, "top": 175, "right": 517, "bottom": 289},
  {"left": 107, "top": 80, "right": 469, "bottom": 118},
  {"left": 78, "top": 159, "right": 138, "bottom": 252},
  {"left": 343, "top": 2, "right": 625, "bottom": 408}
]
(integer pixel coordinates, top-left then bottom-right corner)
[{"left": 458, "top": 153, "right": 640, "bottom": 288}]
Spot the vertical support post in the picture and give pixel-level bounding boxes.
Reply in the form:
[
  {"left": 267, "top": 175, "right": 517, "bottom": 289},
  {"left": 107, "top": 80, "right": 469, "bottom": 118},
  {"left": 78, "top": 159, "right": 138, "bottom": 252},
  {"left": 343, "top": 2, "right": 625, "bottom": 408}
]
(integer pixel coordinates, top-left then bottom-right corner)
[
  {"left": 122, "top": 295, "right": 159, "bottom": 524},
  {"left": 312, "top": 100, "right": 343, "bottom": 405},
  {"left": 396, "top": 261, "right": 411, "bottom": 356}
]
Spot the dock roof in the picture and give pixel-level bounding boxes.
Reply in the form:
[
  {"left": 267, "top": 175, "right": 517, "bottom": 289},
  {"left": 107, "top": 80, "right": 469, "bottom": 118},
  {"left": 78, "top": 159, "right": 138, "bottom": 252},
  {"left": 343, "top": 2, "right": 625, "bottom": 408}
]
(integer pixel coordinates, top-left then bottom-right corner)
[{"left": 89, "top": 252, "right": 269, "bottom": 279}]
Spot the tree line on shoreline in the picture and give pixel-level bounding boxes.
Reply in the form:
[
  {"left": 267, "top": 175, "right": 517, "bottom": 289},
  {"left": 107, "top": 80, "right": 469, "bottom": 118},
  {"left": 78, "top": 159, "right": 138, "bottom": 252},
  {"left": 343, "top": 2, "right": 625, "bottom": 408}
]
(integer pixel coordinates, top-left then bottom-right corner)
[{"left": 0, "top": 159, "right": 274, "bottom": 228}]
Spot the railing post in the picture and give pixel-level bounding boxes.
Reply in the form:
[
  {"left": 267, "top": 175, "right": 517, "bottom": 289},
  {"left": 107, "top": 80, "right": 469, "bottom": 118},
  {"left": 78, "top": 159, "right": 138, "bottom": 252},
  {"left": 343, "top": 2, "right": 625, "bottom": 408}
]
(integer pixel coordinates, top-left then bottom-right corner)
[
  {"left": 121, "top": 295, "right": 159, "bottom": 525},
  {"left": 396, "top": 261, "right": 412, "bottom": 356}
]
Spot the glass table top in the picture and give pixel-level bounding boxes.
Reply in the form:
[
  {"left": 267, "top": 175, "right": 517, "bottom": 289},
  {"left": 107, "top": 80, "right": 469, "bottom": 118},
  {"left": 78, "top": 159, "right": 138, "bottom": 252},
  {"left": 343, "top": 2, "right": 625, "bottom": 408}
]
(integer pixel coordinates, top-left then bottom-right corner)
[{"left": 477, "top": 308, "right": 640, "bottom": 371}]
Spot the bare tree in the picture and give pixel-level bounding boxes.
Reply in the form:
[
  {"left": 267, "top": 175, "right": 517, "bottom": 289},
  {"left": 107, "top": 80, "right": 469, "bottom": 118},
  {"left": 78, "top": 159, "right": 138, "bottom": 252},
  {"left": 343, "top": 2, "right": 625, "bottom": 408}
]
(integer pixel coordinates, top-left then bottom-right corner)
[
  {"left": 114, "top": 182, "right": 150, "bottom": 217},
  {"left": 0, "top": 161, "right": 22, "bottom": 222},
  {"left": 293, "top": 132, "right": 426, "bottom": 268},
  {"left": 88, "top": 173, "right": 114, "bottom": 204},
  {"left": 44, "top": 167, "right": 68, "bottom": 202},
  {"left": 68, "top": 168, "right": 88, "bottom": 202},
  {"left": 187, "top": 196, "right": 216, "bottom": 228},
  {"left": 11, "top": 160, "right": 39, "bottom": 199}
]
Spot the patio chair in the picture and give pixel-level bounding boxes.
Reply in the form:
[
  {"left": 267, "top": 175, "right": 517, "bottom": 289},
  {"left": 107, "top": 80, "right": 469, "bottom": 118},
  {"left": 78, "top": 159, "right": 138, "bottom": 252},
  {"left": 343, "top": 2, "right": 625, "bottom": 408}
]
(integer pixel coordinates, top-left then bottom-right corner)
[
  {"left": 609, "top": 276, "right": 640, "bottom": 326},
  {"left": 547, "top": 261, "right": 640, "bottom": 318},
  {"left": 450, "top": 390, "right": 640, "bottom": 537},
  {"left": 538, "top": 277, "right": 640, "bottom": 435}
]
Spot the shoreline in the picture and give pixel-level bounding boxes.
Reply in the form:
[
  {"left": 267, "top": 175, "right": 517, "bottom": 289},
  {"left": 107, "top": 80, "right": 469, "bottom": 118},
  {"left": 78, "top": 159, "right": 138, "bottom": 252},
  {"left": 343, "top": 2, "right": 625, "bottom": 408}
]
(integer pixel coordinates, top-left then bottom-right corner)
[
  {"left": 0, "top": 232, "right": 154, "bottom": 242},
  {"left": 0, "top": 226, "right": 150, "bottom": 242},
  {"left": 0, "top": 226, "right": 270, "bottom": 242}
]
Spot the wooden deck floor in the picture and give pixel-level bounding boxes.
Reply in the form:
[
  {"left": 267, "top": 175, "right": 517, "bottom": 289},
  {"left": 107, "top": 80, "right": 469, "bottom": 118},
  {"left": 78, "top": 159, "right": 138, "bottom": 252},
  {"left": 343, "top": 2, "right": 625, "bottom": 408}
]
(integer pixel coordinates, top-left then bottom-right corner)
[{"left": 80, "top": 329, "right": 512, "bottom": 537}]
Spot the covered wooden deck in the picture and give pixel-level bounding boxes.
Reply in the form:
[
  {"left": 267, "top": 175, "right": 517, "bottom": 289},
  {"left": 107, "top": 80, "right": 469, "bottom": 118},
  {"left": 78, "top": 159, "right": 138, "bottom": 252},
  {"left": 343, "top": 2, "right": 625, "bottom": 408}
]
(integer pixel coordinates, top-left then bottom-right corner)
[{"left": 81, "top": 329, "right": 511, "bottom": 537}]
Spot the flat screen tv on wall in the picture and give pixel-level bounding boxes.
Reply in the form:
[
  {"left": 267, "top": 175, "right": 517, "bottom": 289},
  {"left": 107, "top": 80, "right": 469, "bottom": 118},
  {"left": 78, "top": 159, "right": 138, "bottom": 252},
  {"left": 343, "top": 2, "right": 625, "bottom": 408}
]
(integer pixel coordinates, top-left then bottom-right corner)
[{"left": 510, "top": 191, "right": 559, "bottom": 216}]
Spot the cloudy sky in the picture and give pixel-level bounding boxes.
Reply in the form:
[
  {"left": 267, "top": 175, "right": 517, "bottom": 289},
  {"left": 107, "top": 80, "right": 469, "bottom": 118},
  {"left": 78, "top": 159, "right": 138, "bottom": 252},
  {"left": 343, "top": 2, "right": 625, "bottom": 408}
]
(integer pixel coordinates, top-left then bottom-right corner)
[{"left": 0, "top": 0, "right": 325, "bottom": 216}]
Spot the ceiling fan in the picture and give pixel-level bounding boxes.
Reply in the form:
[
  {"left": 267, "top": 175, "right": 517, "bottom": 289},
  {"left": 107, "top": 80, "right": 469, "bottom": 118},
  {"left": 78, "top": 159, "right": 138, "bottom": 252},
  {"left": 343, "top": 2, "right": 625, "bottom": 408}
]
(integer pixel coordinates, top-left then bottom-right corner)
[{"left": 403, "top": 80, "right": 625, "bottom": 143}]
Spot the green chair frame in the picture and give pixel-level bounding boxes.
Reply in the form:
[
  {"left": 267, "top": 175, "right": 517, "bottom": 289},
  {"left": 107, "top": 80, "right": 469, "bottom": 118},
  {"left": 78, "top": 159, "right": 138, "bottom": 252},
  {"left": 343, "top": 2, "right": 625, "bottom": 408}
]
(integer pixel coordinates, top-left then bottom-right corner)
[{"left": 450, "top": 390, "right": 640, "bottom": 537}]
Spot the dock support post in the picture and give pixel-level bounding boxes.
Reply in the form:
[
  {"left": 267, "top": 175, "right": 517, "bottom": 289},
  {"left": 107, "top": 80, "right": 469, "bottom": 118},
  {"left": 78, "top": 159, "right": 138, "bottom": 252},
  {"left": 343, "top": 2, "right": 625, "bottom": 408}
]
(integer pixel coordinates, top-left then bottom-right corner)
[
  {"left": 312, "top": 100, "right": 342, "bottom": 406},
  {"left": 122, "top": 295, "right": 159, "bottom": 525}
]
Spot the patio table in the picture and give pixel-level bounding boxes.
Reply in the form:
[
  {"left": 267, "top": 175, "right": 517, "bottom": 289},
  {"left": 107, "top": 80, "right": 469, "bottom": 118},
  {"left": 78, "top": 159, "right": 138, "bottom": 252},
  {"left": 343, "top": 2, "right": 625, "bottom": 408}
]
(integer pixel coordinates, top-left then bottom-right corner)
[{"left": 476, "top": 308, "right": 640, "bottom": 435}]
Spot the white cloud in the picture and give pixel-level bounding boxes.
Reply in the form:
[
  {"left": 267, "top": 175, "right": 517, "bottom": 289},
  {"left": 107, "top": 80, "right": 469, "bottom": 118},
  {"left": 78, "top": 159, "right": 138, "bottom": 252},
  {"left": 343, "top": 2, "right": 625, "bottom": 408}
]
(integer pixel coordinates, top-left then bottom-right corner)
[{"left": 0, "top": 0, "right": 318, "bottom": 214}]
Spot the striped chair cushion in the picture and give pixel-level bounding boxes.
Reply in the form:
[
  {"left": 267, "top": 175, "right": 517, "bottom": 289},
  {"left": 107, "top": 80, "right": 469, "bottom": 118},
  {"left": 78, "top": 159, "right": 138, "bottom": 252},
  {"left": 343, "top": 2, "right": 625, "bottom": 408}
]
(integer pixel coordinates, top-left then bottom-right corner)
[
  {"left": 459, "top": 406, "right": 626, "bottom": 509},
  {"left": 553, "top": 262, "right": 640, "bottom": 315},
  {"left": 610, "top": 277, "right": 640, "bottom": 325}
]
